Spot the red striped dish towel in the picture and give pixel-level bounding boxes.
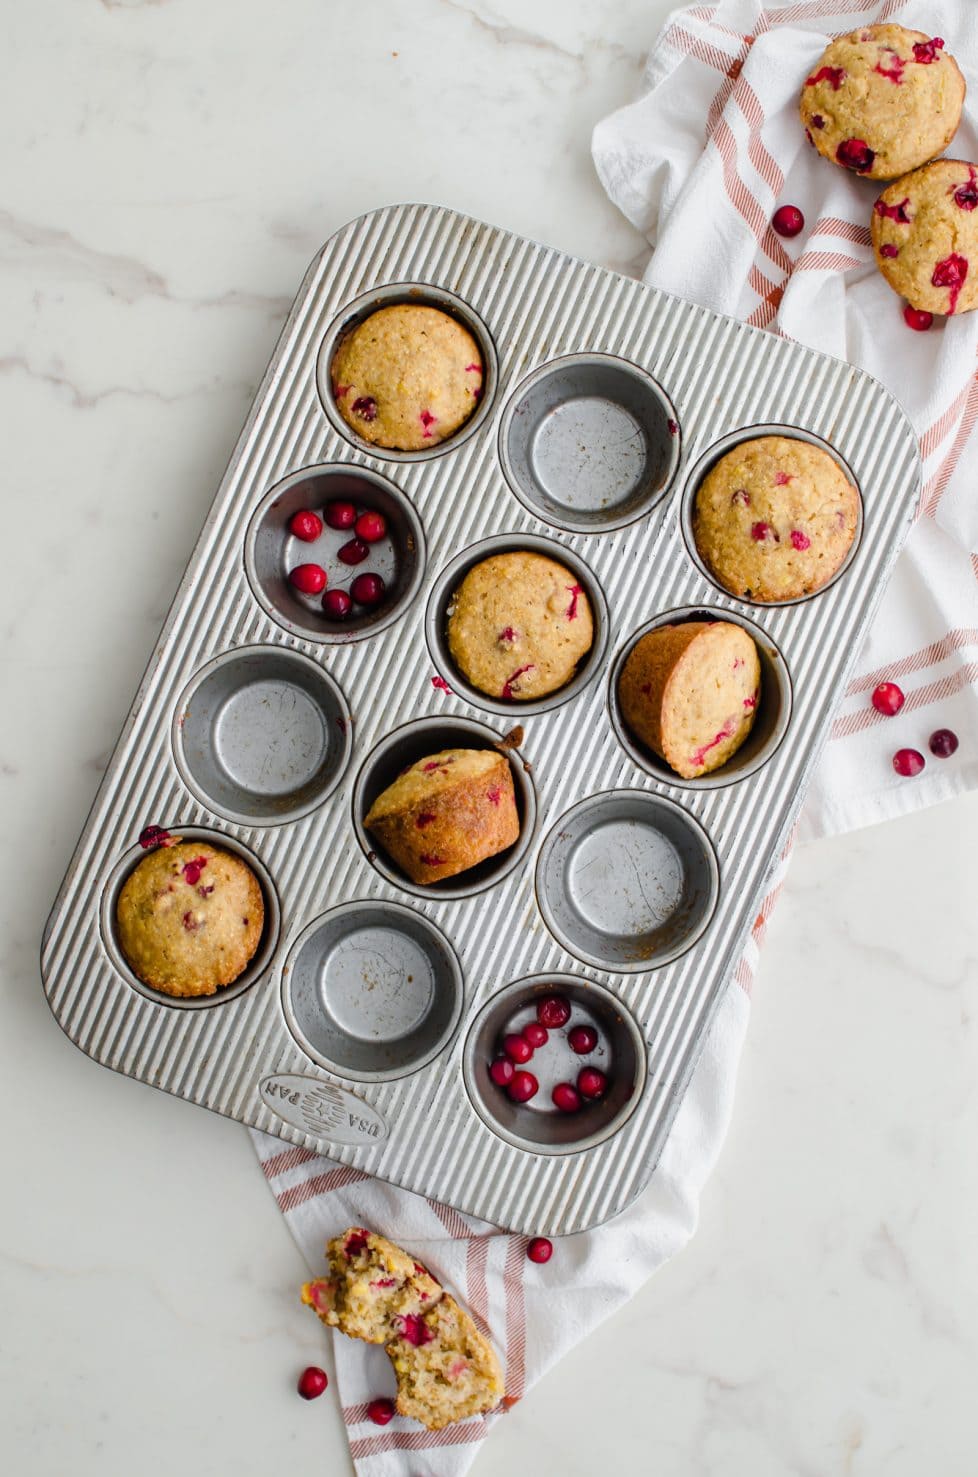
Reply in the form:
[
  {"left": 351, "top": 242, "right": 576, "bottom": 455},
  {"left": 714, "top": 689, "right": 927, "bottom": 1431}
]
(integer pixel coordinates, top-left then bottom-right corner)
[
  {"left": 252, "top": 4, "right": 978, "bottom": 1470},
  {"left": 594, "top": 0, "right": 978, "bottom": 840}
]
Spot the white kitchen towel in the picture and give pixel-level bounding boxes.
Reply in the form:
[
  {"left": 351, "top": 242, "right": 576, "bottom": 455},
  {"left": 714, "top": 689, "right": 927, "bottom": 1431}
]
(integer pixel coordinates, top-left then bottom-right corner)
[{"left": 253, "top": 4, "right": 978, "bottom": 1471}]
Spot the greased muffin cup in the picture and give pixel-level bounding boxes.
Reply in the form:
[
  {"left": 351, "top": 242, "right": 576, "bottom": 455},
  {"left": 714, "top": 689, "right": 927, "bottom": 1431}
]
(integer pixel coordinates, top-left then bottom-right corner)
[
  {"left": 499, "top": 353, "right": 680, "bottom": 533},
  {"left": 43, "top": 205, "right": 921, "bottom": 1238}
]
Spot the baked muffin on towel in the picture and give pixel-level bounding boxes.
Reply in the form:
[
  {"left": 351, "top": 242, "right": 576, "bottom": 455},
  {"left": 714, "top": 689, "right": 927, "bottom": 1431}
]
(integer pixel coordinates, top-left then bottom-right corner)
[
  {"left": 302, "top": 1227, "right": 505, "bottom": 1431},
  {"left": 872, "top": 159, "right": 978, "bottom": 316},
  {"left": 364, "top": 748, "right": 519, "bottom": 884},
  {"left": 619, "top": 621, "right": 761, "bottom": 779},
  {"left": 301, "top": 1228, "right": 441, "bottom": 1345},
  {"left": 331, "top": 304, "right": 483, "bottom": 451},
  {"left": 386, "top": 1293, "right": 505, "bottom": 1431},
  {"left": 692, "top": 435, "right": 859, "bottom": 603},
  {"left": 800, "top": 25, "right": 964, "bottom": 180},
  {"left": 447, "top": 550, "right": 593, "bottom": 701},
  {"left": 116, "top": 840, "right": 263, "bottom": 997}
]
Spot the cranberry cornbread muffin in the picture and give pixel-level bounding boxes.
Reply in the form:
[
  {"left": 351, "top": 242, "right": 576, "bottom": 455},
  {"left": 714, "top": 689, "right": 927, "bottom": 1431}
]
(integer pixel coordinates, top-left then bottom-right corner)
[
  {"left": 800, "top": 25, "right": 965, "bottom": 180},
  {"left": 871, "top": 159, "right": 978, "bottom": 315},
  {"left": 116, "top": 840, "right": 263, "bottom": 997},
  {"left": 692, "top": 436, "right": 859, "bottom": 603},
  {"left": 386, "top": 1293, "right": 506, "bottom": 1431},
  {"left": 364, "top": 749, "right": 519, "bottom": 884},
  {"left": 301, "top": 1228, "right": 441, "bottom": 1344},
  {"left": 619, "top": 621, "right": 761, "bottom": 779},
  {"left": 331, "top": 304, "right": 483, "bottom": 451},
  {"left": 447, "top": 551, "right": 594, "bottom": 701},
  {"left": 302, "top": 1227, "right": 504, "bottom": 1431}
]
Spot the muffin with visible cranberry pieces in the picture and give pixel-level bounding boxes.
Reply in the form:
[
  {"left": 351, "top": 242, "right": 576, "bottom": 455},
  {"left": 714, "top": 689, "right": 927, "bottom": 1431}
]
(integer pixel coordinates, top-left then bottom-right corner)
[
  {"left": 447, "top": 551, "right": 594, "bottom": 702},
  {"left": 364, "top": 748, "right": 519, "bottom": 885},
  {"left": 301, "top": 1228, "right": 441, "bottom": 1345},
  {"left": 800, "top": 25, "right": 965, "bottom": 180},
  {"left": 116, "top": 840, "right": 263, "bottom": 997},
  {"left": 331, "top": 304, "right": 483, "bottom": 451},
  {"left": 619, "top": 621, "right": 761, "bottom": 779},
  {"left": 301, "top": 1226, "right": 505, "bottom": 1430},
  {"left": 872, "top": 159, "right": 978, "bottom": 315},
  {"left": 692, "top": 436, "right": 859, "bottom": 603},
  {"left": 386, "top": 1293, "right": 505, "bottom": 1430}
]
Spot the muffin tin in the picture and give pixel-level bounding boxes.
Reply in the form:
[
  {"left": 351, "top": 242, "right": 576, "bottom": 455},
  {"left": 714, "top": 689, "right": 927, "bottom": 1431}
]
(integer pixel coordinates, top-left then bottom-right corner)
[{"left": 41, "top": 205, "right": 921, "bottom": 1236}]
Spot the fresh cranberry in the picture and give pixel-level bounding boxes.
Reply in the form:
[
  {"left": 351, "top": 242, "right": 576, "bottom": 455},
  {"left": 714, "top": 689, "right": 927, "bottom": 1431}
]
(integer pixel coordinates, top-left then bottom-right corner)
[
  {"left": 289, "top": 509, "right": 323, "bottom": 542},
  {"left": 289, "top": 563, "right": 327, "bottom": 595},
  {"left": 503, "top": 1033, "right": 533, "bottom": 1064},
  {"left": 323, "top": 500, "right": 357, "bottom": 530},
  {"left": 536, "top": 994, "right": 571, "bottom": 1029},
  {"left": 507, "top": 1070, "right": 539, "bottom": 1103},
  {"left": 836, "top": 138, "right": 875, "bottom": 173},
  {"left": 351, "top": 395, "right": 378, "bottom": 421},
  {"left": 929, "top": 728, "right": 959, "bottom": 757},
  {"left": 490, "top": 1056, "right": 515, "bottom": 1087},
  {"left": 367, "top": 1397, "right": 395, "bottom": 1426},
  {"left": 912, "top": 37, "right": 944, "bottom": 63},
  {"left": 893, "top": 748, "right": 925, "bottom": 777},
  {"left": 297, "top": 1367, "right": 328, "bottom": 1400},
  {"left": 811, "top": 114, "right": 825, "bottom": 129},
  {"left": 419, "top": 408, "right": 437, "bottom": 437},
  {"left": 751, "top": 521, "right": 776, "bottom": 542},
  {"left": 350, "top": 572, "right": 387, "bottom": 607},
  {"left": 902, "top": 305, "right": 934, "bottom": 332},
  {"left": 932, "top": 254, "right": 969, "bottom": 315},
  {"left": 568, "top": 1025, "right": 598, "bottom": 1054},
  {"left": 355, "top": 510, "right": 387, "bottom": 543},
  {"left": 322, "top": 588, "right": 353, "bottom": 620},
  {"left": 522, "top": 1022, "right": 549, "bottom": 1049},
  {"left": 552, "top": 1082, "right": 582, "bottom": 1113},
  {"left": 338, "top": 537, "right": 369, "bottom": 565},
  {"left": 790, "top": 530, "right": 811, "bottom": 551},
  {"left": 772, "top": 204, "right": 804, "bottom": 238},
  {"left": 578, "top": 1067, "right": 609, "bottom": 1101},
  {"left": 431, "top": 675, "right": 452, "bottom": 694},
  {"left": 871, "top": 681, "right": 905, "bottom": 716},
  {"left": 526, "top": 1237, "right": 553, "bottom": 1264},
  {"left": 880, "top": 245, "right": 899, "bottom": 258}
]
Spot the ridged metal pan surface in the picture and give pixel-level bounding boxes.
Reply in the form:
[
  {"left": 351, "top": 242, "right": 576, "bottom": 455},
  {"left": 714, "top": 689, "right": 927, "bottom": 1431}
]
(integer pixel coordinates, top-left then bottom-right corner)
[{"left": 41, "top": 204, "right": 920, "bottom": 1235}]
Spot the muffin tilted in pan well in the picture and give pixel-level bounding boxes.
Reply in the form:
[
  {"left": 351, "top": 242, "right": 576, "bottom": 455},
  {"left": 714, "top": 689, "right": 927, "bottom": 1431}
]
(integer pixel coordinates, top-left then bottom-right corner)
[
  {"left": 619, "top": 621, "right": 762, "bottom": 780},
  {"left": 364, "top": 748, "right": 520, "bottom": 885}
]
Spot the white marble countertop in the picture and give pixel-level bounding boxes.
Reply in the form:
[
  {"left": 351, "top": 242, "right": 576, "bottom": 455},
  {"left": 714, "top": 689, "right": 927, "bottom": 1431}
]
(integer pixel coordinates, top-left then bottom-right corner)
[{"left": 3, "top": 2, "right": 977, "bottom": 1473}]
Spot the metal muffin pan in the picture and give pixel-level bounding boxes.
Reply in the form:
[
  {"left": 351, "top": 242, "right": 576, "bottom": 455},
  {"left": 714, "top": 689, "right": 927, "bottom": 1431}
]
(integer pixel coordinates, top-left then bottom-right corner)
[{"left": 41, "top": 204, "right": 921, "bottom": 1236}]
